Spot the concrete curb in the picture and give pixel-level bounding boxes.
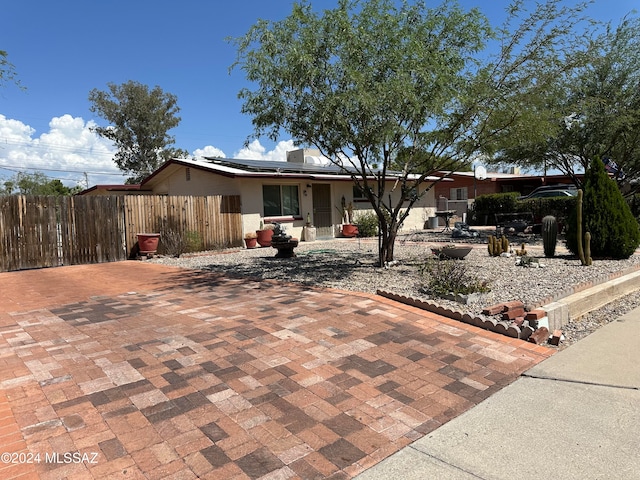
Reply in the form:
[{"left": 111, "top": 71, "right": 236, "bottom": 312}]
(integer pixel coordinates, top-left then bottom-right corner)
[{"left": 544, "top": 268, "right": 640, "bottom": 330}]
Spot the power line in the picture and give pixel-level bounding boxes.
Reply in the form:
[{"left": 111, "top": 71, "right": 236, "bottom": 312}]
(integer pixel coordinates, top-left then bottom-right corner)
[
  {"left": 0, "top": 137, "right": 115, "bottom": 157},
  {"left": 0, "top": 163, "right": 124, "bottom": 176}
]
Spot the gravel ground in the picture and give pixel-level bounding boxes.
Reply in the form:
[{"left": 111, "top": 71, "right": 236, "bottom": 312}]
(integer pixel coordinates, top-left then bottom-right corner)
[{"left": 148, "top": 229, "right": 640, "bottom": 350}]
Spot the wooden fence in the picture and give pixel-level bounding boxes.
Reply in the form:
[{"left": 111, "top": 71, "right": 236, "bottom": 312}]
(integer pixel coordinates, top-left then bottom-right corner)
[{"left": 0, "top": 195, "right": 243, "bottom": 272}]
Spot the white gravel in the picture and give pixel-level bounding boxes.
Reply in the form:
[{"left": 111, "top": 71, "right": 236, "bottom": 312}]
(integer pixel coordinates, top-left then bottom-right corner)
[{"left": 148, "top": 230, "right": 640, "bottom": 350}]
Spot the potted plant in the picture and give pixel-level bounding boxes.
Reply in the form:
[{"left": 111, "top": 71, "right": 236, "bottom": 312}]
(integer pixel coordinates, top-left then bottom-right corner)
[
  {"left": 256, "top": 221, "right": 275, "bottom": 247},
  {"left": 244, "top": 232, "right": 258, "bottom": 249},
  {"left": 338, "top": 197, "right": 359, "bottom": 237}
]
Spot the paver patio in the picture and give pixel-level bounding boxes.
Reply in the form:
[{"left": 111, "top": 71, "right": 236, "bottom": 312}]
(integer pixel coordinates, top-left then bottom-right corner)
[{"left": 0, "top": 261, "right": 553, "bottom": 479}]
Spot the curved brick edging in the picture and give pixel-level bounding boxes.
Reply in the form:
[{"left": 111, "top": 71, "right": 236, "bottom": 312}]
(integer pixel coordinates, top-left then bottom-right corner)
[
  {"left": 376, "top": 290, "right": 525, "bottom": 340},
  {"left": 378, "top": 263, "right": 640, "bottom": 344}
]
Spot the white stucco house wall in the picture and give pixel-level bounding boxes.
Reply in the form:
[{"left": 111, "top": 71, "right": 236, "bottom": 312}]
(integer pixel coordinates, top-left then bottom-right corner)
[{"left": 122, "top": 149, "right": 449, "bottom": 240}]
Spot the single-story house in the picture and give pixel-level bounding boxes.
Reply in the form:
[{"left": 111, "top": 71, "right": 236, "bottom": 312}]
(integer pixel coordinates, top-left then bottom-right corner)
[{"left": 106, "top": 149, "right": 450, "bottom": 239}]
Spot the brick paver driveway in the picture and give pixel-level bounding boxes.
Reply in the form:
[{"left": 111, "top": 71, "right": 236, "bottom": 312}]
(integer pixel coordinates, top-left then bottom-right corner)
[{"left": 0, "top": 261, "right": 553, "bottom": 479}]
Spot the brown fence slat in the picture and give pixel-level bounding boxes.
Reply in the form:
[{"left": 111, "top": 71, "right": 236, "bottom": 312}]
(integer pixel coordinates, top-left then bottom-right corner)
[{"left": 0, "top": 194, "right": 242, "bottom": 272}]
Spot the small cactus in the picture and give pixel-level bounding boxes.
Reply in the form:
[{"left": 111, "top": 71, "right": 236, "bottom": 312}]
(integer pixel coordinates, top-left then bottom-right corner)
[
  {"left": 585, "top": 231, "right": 593, "bottom": 266},
  {"left": 542, "top": 215, "right": 558, "bottom": 257},
  {"left": 488, "top": 235, "right": 509, "bottom": 257},
  {"left": 516, "top": 242, "right": 527, "bottom": 256}
]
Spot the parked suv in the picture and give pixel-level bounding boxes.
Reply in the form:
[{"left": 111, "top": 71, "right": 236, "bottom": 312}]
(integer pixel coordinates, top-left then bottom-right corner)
[{"left": 519, "top": 184, "right": 577, "bottom": 200}]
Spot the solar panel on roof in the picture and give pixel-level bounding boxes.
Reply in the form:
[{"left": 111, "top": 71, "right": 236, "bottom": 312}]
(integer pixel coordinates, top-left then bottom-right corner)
[{"left": 204, "top": 156, "right": 358, "bottom": 175}]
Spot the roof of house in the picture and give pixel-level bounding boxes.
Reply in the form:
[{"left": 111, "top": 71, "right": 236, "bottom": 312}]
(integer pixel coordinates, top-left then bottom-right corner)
[
  {"left": 141, "top": 156, "right": 449, "bottom": 186},
  {"left": 76, "top": 184, "right": 144, "bottom": 195}
]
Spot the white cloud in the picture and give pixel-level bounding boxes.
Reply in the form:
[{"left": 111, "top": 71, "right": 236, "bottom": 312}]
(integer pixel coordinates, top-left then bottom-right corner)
[
  {"left": 0, "top": 114, "right": 125, "bottom": 187},
  {"left": 232, "top": 139, "right": 296, "bottom": 161},
  {"left": 192, "top": 145, "right": 226, "bottom": 158},
  {"left": 0, "top": 115, "right": 301, "bottom": 189}
]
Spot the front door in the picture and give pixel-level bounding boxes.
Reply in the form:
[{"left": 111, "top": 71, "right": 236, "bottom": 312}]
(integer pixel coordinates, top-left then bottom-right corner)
[{"left": 312, "top": 184, "right": 333, "bottom": 238}]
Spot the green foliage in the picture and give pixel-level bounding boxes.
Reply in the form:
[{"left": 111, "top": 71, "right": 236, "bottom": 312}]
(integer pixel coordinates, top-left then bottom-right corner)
[
  {"left": 489, "top": 15, "right": 640, "bottom": 195},
  {"left": 629, "top": 194, "right": 640, "bottom": 221},
  {"left": 0, "top": 50, "right": 22, "bottom": 91},
  {"left": 420, "top": 258, "right": 490, "bottom": 297},
  {"left": 185, "top": 231, "right": 202, "bottom": 252},
  {"left": 230, "top": 0, "right": 587, "bottom": 264},
  {"left": 516, "top": 197, "right": 576, "bottom": 225},
  {"left": 159, "top": 228, "right": 202, "bottom": 257},
  {"left": 566, "top": 158, "right": 640, "bottom": 259},
  {"left": 354, "top": 211, "right": 378, "bottom": 237},
  {"left": 469, "top": 194, "right": 576, "bottom": 227},
  {"left": 0, "top": 172, "right": 80, "bottom": 196},
  {"left": 468, "top": 193, "right": 520, "bottom": 225},
  {"left": 88, "top": 80, "right": 187, "bottom": 184}
]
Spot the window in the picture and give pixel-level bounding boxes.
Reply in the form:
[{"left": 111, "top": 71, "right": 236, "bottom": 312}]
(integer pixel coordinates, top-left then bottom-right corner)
[
  {"left": 263, "top": 185, "right": 300, "bottom": 217},
  {"left": 353, "top": 184, "right": 375, "bottom": 202},
  {"left": 450, "top": 187, "right": 468, "bottom": 201}
]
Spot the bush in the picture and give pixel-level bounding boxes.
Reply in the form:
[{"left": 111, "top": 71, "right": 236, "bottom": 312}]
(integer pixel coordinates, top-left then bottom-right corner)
[
  {"left": 516, "top": 197, "right": 576, "bottom": 226},
  {"left": 354, "top": 211, "right": 379, "bottom": 237},
  {"left": 419, "top": 258, "right": 490, "bottom": 296},
  {"left": 566, "top": 158, "right": 640, "bottom": 259},
  {"left": 628, "top": 194, "right": 640, "bottom": 222},
  {"left": 468, "top": 192, "right": 520, "bottom": 225}
]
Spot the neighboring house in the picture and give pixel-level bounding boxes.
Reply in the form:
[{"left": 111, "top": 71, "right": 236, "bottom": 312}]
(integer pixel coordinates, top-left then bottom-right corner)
[
  {"left": 78, "top": 184, "right": 149, "bottom": 196},
  {"left": 434, "top": 169, "right": 582, "bottom": 218},
  {"left": 131, "top": 149, "right": 448, "bottom": 239}
]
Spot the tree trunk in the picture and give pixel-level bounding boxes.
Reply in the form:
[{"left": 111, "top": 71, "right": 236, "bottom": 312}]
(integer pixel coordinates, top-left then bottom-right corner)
[{"left": 378, "top": 225, "right": 397, "bottom": 265}]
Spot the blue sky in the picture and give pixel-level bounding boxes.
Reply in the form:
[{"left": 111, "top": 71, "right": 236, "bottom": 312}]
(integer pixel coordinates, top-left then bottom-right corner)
[{"left": 1, "top": 0, "right": 636, "bottom": 187}]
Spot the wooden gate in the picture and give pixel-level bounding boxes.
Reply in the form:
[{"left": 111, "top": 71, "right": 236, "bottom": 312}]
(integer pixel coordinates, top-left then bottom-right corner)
[
  {"left": 0, "top": 195, "right": 243, "bottom": 272},
  {"left": 0, "top": 195, "right": 126, "bottom": 271}
]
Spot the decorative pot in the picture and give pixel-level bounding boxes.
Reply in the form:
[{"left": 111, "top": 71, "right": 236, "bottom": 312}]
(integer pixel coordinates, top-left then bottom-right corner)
[
  {"left": 430, "top": 245, "right": 472, "bottom": 260},
  {"left": 137, "top": 233, "right": 160, "bottom": 254},
  {"left": 244, "top": 237, "right": 257, "bottom": 249},
  {"left": 256, "top": 229, "right": 273, "bottom": 247},
  {"left": 341, "top": 224, "right": 359, "bottom": 237}
]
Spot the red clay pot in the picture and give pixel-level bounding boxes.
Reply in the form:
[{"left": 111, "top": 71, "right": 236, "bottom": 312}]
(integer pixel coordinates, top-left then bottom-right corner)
[
  {"left": 256, "top": 229, "right": 273, "bottom": 247},
  {"left": 137, "top": 233, "right": 160, "bottom": 254},
  {"left": 341, "top": 224, "right": 359, "bottom": 238}
]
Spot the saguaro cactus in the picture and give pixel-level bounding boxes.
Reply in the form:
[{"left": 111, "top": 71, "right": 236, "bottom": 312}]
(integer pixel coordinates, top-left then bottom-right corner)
[
  {"left": 584, "top": 231, "right": 593, "bottom": 266},
  {"left": 576, "top": 189, "right": 585, "bottom": 264},
  {"left": 574, "top": 189, "right": 594, "bottom": 266},
  {"left": 542, "top": 215, "right": 558, "bottom": 257}
]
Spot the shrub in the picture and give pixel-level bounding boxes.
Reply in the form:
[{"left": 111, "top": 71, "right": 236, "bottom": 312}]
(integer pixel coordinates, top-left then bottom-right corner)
[
  {"left": 160, "top": 229, "right": 202, "bottom": 257},
  {"left": 354, "top": 211, "right": 379, "bottom": 237},
  {"left": 566, "top": 158, "right": 640, "bottom": 259},
  {"left": 516, "top": 196, "right": 576, "bottom": 226},
  {"left": 468, "top": 192, "right": 520, "bottom": 225},
  {"left": 419, "top": 258, "right": 490, "bottom": 296}
]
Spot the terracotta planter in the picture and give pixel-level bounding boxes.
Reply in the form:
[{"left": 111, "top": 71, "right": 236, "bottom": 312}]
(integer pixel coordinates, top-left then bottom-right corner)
[
  {"left": 137, "top": 233, "right": 160, "bottom": 254},
  {"left": 256, "top": 229, "right": 273, "bottom": 247},
  {"left": 244, "top": 237, "right": 257, "bottom": 249},
  {"left": 341, "top": 224, "right": 359, "bottom": 238}
]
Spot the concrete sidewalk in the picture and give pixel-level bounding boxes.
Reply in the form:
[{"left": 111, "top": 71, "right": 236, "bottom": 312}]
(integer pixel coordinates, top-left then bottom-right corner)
[{"left": 356, "top": 305, "right": 640, "bottom": 479}]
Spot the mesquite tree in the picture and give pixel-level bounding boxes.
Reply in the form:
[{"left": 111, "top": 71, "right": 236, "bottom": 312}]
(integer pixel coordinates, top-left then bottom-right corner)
[{"left": 230, "top": 0, "right": 592, "bottom": 264}]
